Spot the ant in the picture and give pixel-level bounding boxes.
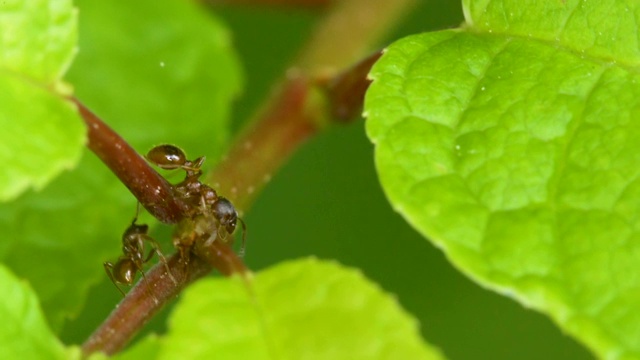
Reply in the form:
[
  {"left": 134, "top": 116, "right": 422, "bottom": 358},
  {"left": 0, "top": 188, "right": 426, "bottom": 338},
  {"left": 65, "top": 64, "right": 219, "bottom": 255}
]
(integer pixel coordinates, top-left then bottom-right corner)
[
  {"left": 104, "top": 205, "right": 175, "bottom": 296},
  {"left": 145, "top": 144, "right": 247, "bottom": 257}
]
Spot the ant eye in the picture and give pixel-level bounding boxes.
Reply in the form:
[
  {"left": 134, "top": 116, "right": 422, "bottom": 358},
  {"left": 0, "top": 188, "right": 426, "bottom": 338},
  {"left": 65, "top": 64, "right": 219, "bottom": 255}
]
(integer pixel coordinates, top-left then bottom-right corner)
[{"left": 146, "top": 144, "right": 187, "bottom": 169}]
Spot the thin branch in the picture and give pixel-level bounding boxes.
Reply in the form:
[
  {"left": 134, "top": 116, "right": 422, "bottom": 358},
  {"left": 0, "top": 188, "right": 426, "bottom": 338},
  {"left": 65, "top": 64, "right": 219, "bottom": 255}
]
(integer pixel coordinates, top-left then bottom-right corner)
[
  {"left": 80, "top": 0, "right": 414, "bottom": 355},
  {"left": 207, "top": 50, "right": 383, "bottom": 211},
  {"left": 294, "top": 0, "right": 416, "bottom": 73},
  {"left": 207, "top": 0, "right": 415, "bottom": 211},
  {"left": 77, "top": 100, "right": 249, "bottom": 357},
  {"left": 81, "top": 241, "right": 249, "bottom": 356},
  {"left": 76, "top": 100, "right": 189, "bottom": 224},
  {"left": 318, "top": 50, "right": 383, "bottom": 122},
  {"left": 81, "top": 254, "right": 208, "bottom": 356},
  {"left": 207, "top": 74, "right": 318, "bottom": 211}
]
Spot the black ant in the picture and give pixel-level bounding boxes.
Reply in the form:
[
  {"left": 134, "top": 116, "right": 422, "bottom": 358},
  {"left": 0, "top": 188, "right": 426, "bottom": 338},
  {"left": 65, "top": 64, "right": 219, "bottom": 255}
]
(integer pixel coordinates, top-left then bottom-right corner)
[
  {"left": 145, "top": 144, "right": 247, "bottom": 257},
  {"left": 104, "top": 206, "right": 175, "bottom": 296}
]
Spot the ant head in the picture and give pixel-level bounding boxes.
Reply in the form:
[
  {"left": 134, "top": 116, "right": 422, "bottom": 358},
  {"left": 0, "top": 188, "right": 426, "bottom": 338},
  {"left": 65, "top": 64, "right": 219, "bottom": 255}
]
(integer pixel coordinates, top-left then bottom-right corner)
[
  {"left": 146, "top": 144, "right": 188, "bottom": 170},
  {"left": 123, "top": 222, "right": 148, "bottom": 241},
  {"left": 212, "top": 197, "right": 238, "bottom": 234}
]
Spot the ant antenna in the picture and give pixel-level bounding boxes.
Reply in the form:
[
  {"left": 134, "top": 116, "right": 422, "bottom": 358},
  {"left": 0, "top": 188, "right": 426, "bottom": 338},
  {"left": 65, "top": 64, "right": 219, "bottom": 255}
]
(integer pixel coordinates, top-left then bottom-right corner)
[
  {"left": 237, "top": 217, "right": 247, "bottom": 258},
  {"left": 133, "top": 201, "right": 141, "bottom": 223}
]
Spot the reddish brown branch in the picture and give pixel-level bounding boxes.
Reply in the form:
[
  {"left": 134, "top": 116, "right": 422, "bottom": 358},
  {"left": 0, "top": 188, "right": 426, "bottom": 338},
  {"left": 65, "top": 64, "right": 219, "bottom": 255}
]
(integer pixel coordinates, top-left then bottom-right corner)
[
  {"left": 82, "top": 241, "right": 248, "bottom": 356},
  {"left": 207, "top": 52, "right": 380, "bottom": 211},
  {"left": 76, "top": 100, "right": 189, "bottom": 224},
  {"left": 207, "top": 74, "right": 320, "bottom": 212},
  {"left": 318, "top": 50, "right": 382, "bottom": 121},
  {"left": 77, "top": 99, "right": 249, "bottom": 357},
  {"left": 82, "top": 254, "right": 209, "bottom": 356},
  {"left": 78, "top": 0, "right": 409, "bottom": 355},
  {"left": 78, "top": 49, "right": 379, "bottom": 356},
  {"left": 194, "top": 239, "right": 250, "bottom": 276}
]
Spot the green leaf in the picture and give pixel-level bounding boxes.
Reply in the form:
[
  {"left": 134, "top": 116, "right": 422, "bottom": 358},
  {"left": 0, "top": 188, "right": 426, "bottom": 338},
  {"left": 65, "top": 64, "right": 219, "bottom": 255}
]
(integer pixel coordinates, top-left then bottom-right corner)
[
  {"left": 0, "top": 0, "right": 84, "bottom": 201},
  {"left": 155, "top": 258, "right": 442, "bottom": 360},
  {"left": 0, "top": 0, "right": 242, "bottom": 330},
  {"left": 365, "top": 0, "right": 640, "bottom": 358},
  {"left": 0, "top": 0, "right": 76, "bottom": 82},
  {"left": 0, "top": 264, "right": 79, "bottom": 360},
  {"left": 68, "top": 0, "right": 243, "bottom": 158}
]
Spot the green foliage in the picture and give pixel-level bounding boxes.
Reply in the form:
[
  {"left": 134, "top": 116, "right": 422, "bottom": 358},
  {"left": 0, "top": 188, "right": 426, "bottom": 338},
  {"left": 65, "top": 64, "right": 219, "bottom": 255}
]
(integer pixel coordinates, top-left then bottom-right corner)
[
  {"left": 2, "top": 1, "right": 439, "bottom": 358},
  {"left": 0, "top": 0, "right": 84, "bottom": 201},
  {"left": 0, "top": 264, "right": 78, "bottom": 359},
  {"left": 366, "top": 0, "right": 640, "bottom": 357},
  {"left": 121, "top": 259, "right": 442, "bottom": 360},
  {"left": 2, "top": 0, "right": 605, "bottom": 358},
  {"left": 68, "top": 0, "right": 243, "bottom": 157},
  {"left": 0, "top": 0, "right": 242, "bottom": 330}
]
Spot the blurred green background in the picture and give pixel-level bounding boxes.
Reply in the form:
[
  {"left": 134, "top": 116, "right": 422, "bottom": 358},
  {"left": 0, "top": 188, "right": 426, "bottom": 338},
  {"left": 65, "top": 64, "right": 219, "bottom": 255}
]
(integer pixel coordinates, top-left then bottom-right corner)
[{"left": 61, "top": 1, "right": 593, "bottom": 358}]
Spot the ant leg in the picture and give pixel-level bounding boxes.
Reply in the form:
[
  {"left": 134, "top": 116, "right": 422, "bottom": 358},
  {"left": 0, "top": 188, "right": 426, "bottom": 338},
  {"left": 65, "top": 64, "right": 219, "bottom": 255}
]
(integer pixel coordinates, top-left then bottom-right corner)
[
  {"left": 132, "top": 201, "right": 141, "bottom": 224},
  {"left": 136, "top": 263, "right": 160, "bottom": 304},
  {"left": 183, "top": 156, "right": 206, "bottom": 178},
  {"left": 238, "top": 218, "right": 247, "bottom": 258},
  {"left": 104, "top": 262, "right": 126, "bottom": 297},
  {"left": 143, "top": 234, "right": 178, "bottom": 285}
]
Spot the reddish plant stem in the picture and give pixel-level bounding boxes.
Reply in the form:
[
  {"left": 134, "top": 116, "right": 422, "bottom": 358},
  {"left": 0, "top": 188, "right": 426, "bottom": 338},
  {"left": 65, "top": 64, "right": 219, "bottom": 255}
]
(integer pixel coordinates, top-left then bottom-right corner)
[
  {"left": 78, "top": 47, "right": 381, "bottom": 359},
  {"left": 78, "top": 99, "right": 249, "bottom": 357},
  {"left": 207, "top": 74, "right": 320, "bottom": 212},
  {"left": 82, "top": 242, "right": 248, "bottom": 356},
  {"left": 294, "top": 0, "right": 416, "bottom": 73},
  {"left": 80, "top": 0, "right": 412, "bottom": 355},
  {"left": 207, "top": 0, "right": 416, "bottom": 211},
  {"left": 208, "top": 52, "right": 382, "bottom": 211},
  {"left": 318, "top": 50, "right": 382, "bottom": 122},
  {"left": 195, "top": 239, "right": 250, "bottom": 276},
  {"left": 76, "top": 100, "right": 189, "bottom": 224},
  {"left": 82, "top": 254, "right": 208, "bottom": 356}
]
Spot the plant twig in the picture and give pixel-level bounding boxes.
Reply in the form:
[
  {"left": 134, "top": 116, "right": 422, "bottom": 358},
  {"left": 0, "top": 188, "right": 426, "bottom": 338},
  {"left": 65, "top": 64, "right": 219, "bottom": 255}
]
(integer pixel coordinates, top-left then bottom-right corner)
[
  {"left": 80, "top": 0, "right": 414, "bottom": 355},
  {"left": 294, "top": 0, "right": 416, "bottom": 73},
  {"left": 81, "top": 254, "right": 208, "bottom": 356},
  {"left": 78, "top": 100, "right": 249, "bottom": 356},
  {"left": 207, "top": 0, "right": 415, "bottom": 211},
  {"left": 81, "top": 241, "right": 248, "bottom": 356},
  {"left": 76, "top": 100, "right": 189, "bottom": 224},
  {"left": 207, "top": 74, "right": 318, "bottom": 211},
  {"left": 317, "top": 50, "right": 383, "bottom": 121}
]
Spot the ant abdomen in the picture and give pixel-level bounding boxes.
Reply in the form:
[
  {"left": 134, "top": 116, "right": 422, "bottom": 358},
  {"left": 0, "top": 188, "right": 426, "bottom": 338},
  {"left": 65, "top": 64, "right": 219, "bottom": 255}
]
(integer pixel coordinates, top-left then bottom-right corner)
[
  {"left": 145, "top": 144, "right": 205, "bottom": 176},
  {"left": 105, "top": 258, "right": 137, "bottom": 286},
  {"left": 145, "top": 144, "right": 188, "bottom": 170}
]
